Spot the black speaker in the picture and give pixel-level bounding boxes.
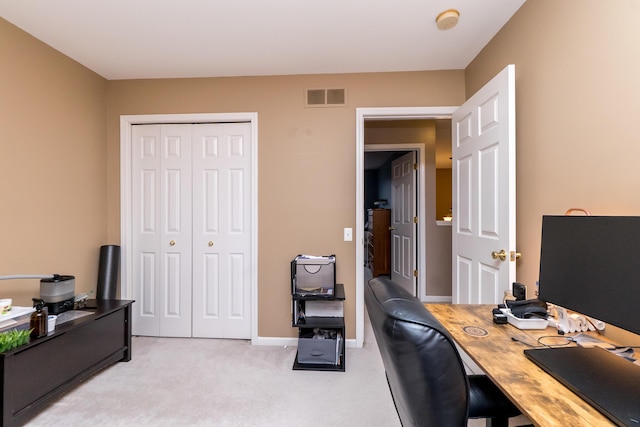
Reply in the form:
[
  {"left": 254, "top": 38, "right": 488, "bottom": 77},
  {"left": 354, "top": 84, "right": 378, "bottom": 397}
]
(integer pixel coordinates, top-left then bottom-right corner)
[
  {"left": 512, "top": 282, "right": 527, "bottom": 301},
  {"left": 97, "top": 245, "right": 120, "bottom": 300}
]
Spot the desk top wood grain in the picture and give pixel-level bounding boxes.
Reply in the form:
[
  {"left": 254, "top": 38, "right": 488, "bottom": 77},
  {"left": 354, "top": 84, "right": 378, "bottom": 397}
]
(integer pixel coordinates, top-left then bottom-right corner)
[{"left": 425, "top": 304, "right": 615, "bottom": 427}]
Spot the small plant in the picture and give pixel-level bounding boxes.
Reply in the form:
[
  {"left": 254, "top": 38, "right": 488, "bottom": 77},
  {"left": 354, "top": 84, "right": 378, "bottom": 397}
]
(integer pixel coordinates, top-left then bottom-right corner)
[{"left": 0, "top": 329, "right": 31, "bottom": 352}]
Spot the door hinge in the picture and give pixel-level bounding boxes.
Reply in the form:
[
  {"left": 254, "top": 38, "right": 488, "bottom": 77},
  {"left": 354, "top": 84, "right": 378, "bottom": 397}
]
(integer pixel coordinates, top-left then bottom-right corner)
[
  {"left": 413, "top": 270, "right": 418, "bottom": 277},
  {"left": 413, "top": 163, "right": 418, "bottom": 170},
  {"left": 413, "top": 216, "right": 418, "bottom": 224}
]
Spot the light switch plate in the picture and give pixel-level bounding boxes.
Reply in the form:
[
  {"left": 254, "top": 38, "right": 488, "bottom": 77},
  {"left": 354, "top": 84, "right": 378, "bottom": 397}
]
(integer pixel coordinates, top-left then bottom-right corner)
[{"left": 343, "top": 228, "right": 353, "bottom": 241}]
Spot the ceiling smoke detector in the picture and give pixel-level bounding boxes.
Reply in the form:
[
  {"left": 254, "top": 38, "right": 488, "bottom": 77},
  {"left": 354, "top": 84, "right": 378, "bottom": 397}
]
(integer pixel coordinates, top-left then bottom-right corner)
[{"left": 436, "top": 9, "right": 460, "bottom": 31}]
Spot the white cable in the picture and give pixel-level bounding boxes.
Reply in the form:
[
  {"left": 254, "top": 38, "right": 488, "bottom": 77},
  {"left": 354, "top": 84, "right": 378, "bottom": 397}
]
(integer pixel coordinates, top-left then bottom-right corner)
[
  {"left": 0, "top": 274, "right": 55, "bottom": 281},
  {"left": 586, "top": 316, "right": 606, "bottom": 331},
  {"left": 569, "top": 313, "right": 589, "bottom": 332}
]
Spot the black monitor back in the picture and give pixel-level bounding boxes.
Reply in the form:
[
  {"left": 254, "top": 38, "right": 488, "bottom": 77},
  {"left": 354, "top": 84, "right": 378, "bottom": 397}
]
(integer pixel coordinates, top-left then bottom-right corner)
[{"left": 538, "top": 215, "right": 640, "bottom": 336}]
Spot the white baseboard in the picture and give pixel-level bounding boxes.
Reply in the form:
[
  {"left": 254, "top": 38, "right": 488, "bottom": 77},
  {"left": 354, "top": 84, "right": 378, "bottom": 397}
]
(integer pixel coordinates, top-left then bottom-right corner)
[{"left": 422, "top": 295, "right": 452, "bottom": 303}]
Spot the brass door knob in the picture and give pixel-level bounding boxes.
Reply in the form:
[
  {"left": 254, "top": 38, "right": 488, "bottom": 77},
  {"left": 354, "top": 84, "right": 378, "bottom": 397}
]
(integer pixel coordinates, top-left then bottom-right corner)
[
  {"left": 510, "top": 251, "right": 522, "bottom": 261},
  {"left": 491, "top": 249, "right": 507, "bottom": 261},
  {"left": 169, "top": 240, "right": 176, "bottom": 246},
  {"left": 208, "top": 241, "right": 214, "bottom": 247}
]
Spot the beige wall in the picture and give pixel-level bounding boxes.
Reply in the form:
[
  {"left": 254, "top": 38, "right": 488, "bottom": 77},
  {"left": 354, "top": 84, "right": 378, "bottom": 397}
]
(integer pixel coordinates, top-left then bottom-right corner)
[
  {"left": 106, "top": 73, "right": 465, "bottom": 338},
  {"left": 0, "top": 18, "right": 107, "bottom": 303},
  {"left": 467, "top": 0, "right": 640, "bottom": 290},
  {"left": 466, "top": 0, "right": 640, "bottom": 343},
  {"left": 7, "top": 0, "right": 637, "bottom": 341},
  {"left": 1, "top": 14, "right": 464, "bottom": 339}
]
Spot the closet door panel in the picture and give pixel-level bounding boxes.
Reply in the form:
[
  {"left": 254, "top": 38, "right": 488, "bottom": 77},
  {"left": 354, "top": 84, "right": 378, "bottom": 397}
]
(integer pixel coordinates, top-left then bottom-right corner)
[
  {"left": 131, "top": 124, "right": 193, "bottom": 337},
  {"left": 203, "top": 253, "right": 220, "bottom": 317},
  {"left": 158, "top": 125, "right": 193, "bottom": 337},
  {"left": 132, "top": 126, "right": 161, "bottom": 336},
  {"left": 228, "top": 253, "right": 246, "bottom": 318},
  {"left": 192, "top": 123, "right": 252, "bottom": 338}
]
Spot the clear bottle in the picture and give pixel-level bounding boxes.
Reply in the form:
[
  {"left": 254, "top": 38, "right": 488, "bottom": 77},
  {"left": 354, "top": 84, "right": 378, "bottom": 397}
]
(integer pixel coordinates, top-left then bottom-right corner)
[{"left": 30, "top": 298, "right": 48, "bottom": 338}]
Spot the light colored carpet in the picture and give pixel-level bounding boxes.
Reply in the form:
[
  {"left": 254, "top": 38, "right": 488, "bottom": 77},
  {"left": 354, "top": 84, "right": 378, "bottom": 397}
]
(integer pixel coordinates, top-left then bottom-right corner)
[
  {"left": 25, "top": 313, "right": 401, "bottom": 426},
  {"left": 23, "top": 265, "right": 528, "bottom": 427}
]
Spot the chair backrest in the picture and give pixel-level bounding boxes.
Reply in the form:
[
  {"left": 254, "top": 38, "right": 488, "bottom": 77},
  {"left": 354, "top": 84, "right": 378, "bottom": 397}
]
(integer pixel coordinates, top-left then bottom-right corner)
[{"left": 365, "top": 277, "right": 470, "bottom": 427}]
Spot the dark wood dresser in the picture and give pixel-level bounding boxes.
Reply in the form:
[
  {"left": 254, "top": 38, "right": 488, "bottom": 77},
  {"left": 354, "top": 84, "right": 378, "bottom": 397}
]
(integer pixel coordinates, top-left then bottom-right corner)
[{"left": 367, "top": 208, "right": 391, "bottom": 277}]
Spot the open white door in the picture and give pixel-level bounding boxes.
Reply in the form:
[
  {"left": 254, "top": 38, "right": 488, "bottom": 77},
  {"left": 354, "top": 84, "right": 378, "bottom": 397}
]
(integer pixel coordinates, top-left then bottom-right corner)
[
  {"left": 390, "top": 151, "right": 417, "bottom": 296},
  {"left": 452, "top": 64, "right": 516, "bottom": 304}
]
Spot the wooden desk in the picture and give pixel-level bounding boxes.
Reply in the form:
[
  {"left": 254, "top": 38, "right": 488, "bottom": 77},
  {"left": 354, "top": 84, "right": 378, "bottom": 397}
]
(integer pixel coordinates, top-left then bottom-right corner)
[{"left": 426, "top": 304, "right": 615, "bottom": 427}]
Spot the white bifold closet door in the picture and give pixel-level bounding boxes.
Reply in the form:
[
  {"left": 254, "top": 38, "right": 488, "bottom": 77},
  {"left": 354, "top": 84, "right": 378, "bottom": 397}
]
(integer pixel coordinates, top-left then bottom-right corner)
[{"left": 131, "top": 123, "right": 252, "bottom": 339}]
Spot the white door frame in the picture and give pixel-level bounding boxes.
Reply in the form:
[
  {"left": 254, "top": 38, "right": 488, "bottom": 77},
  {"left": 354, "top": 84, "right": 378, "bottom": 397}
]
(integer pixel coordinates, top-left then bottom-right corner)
[
  {"left": 356, "top": 107, "right": 456, "bottom": 348},
  {"left": 120, "top": 112, "right": 259, "bottom": 343}
]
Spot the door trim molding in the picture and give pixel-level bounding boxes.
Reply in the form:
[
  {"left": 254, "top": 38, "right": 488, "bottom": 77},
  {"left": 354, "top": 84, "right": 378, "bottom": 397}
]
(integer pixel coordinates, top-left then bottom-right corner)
[
  {"left": 120, "top": 112, "right": 259, "bottom": 342},
  {"left": 356, "top": 107, "right": 456, "bottom": 348}
]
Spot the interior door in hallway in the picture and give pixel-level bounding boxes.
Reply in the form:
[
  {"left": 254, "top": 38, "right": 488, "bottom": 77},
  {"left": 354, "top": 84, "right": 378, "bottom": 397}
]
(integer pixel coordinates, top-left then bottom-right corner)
[
  {"left": 391, "top": 151, "right": 417, "bottom": 296},
  {"left": 191, "top": 123, "right": 252, "bottom": 339}
]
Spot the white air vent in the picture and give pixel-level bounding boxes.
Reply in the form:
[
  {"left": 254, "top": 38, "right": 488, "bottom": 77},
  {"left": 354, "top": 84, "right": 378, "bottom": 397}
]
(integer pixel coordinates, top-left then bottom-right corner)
[{"left": 305, "top": 88, "right": 347, "bottom": 107}]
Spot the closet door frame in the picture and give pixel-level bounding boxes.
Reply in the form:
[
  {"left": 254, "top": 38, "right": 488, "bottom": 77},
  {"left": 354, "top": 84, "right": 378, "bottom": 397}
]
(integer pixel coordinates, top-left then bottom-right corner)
[{"left": 120, "top": 113, "right": 258, "bottom": 343}]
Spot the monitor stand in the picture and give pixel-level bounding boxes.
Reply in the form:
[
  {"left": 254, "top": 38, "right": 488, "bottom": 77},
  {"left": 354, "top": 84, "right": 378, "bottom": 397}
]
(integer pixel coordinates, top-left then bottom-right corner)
[{"left": 554, "top": 306, "right": 571, "bottom": 334}]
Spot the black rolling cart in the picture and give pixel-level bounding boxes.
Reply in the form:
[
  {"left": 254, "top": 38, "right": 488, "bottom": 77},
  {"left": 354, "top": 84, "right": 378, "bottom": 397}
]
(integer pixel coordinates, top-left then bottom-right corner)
[{"left": 291, "top": 255, "right": 345, "bottom": 372}]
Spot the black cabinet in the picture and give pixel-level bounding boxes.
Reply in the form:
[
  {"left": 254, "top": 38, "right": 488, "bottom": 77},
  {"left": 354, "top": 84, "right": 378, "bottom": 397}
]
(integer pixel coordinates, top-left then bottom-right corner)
[
  {"left": 292, "top": 283, "right": 345, "bottom": 371},
  {"left": 0, "top": 300, "right": 133, "bottom": 426}
]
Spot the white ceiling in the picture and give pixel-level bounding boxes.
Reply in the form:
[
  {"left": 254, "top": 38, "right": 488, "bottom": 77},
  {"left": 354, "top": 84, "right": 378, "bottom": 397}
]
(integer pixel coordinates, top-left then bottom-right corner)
[{"left": 0, "top": 0, "right": 526, "bottom": 80}]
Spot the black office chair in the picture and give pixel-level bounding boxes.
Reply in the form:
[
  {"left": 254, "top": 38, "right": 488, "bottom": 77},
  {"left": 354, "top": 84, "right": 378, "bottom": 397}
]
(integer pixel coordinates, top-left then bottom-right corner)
[{"left": 365, "top": 277, "right": 521, "bottom": 427}]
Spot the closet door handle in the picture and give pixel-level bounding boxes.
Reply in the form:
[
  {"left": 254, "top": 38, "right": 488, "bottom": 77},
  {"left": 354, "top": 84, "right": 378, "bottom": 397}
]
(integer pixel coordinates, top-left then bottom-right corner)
[
  {"left": 491, "top": 249, "right": 507, "bottom": 261},
  {"left": 169, "top": 240, "right": 176, "bottom": 246},
  {"left": 208, "top": 241, "right": 214, "bottom": 247}
]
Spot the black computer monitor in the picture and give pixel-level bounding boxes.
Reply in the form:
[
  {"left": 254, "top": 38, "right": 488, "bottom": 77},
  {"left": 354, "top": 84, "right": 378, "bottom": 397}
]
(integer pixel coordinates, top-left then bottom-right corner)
[{"left": 538, "top": 215, "right": 640, "bottom": 336}]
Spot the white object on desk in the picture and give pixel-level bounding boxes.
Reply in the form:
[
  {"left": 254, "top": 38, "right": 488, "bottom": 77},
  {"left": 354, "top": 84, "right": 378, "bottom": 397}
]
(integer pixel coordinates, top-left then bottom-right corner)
[
  {"left": 47, "top": 315, "right": 57, "bottom": 333},
  {"left": 0, "top": 306, "right": 36, "bottom": 331},
  {"left": 500, "top": 308, "right": 549, "bottom": 330},
  {"left": 0, "top": 306, "right": 35, "bottom": 322},
  {"left": 0, "top": 299, "right": 12, "bottom": 315}
]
